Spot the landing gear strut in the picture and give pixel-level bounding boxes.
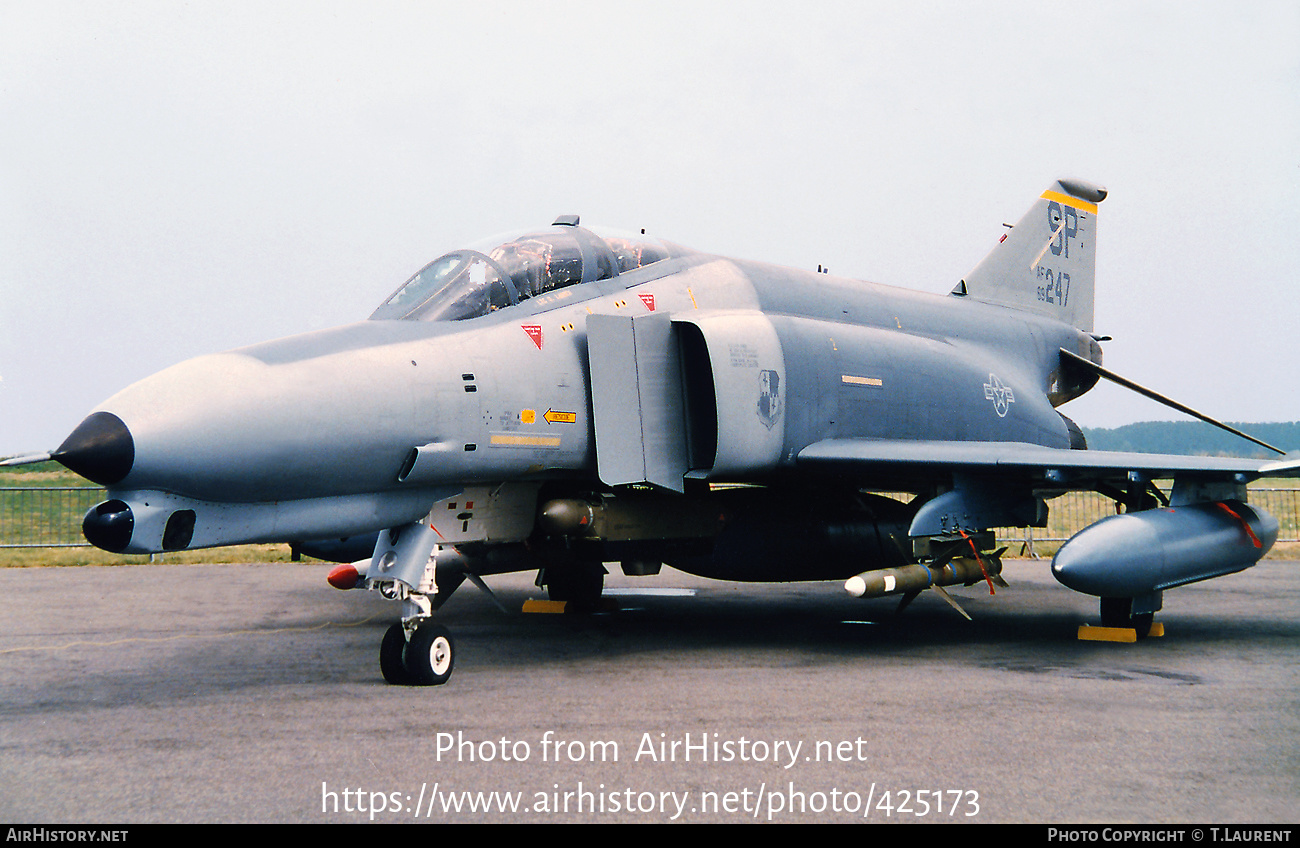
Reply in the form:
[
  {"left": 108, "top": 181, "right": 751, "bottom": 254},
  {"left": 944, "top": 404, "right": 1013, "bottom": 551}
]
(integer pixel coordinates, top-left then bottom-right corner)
[
  {"left": 542, "top": 560, "right": 606, "bottom": 608},
  {"left": 1100, "top": 597, "right": 1154, "bottom": 639}
]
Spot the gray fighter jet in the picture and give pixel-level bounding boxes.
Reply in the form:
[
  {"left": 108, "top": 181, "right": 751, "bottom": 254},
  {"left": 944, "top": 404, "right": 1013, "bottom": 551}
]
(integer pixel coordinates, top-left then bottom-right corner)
[{"left": 9, "top": 178, "right": 1298, "bottom": 685}]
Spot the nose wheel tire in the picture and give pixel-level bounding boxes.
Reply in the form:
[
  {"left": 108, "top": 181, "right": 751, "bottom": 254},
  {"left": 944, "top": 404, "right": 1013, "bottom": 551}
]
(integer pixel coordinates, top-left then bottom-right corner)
[
  {"left": 379, "top": 621, "right": 455, "bottom": 685},
  {"left": 380, "top": 623, "right": 413, "bottom": 684},
  {"left": 406, "top": 622, "right": 455, "bottom": 685}
]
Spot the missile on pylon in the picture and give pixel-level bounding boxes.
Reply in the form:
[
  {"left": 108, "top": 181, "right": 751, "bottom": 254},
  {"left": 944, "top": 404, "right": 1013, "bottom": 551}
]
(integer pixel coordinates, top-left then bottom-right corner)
[
  {"left": 844, "top": 556, "right": 1000, "bottom": 599},
  {"left": 327, "top": 559, "right": 370, "bottom": 590}
]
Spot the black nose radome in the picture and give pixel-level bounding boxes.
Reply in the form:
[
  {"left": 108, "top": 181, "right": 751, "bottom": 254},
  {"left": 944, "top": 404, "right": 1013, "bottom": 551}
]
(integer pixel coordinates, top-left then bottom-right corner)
[{"left": 55, "top": 412, "right": 135, "bottom": 486}]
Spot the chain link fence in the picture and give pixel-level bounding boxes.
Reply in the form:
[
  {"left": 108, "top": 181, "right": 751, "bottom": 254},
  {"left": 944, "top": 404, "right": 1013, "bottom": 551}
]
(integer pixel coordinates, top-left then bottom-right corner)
[{"left": 1, "top": 487, "right": 108, "bottom": 547}]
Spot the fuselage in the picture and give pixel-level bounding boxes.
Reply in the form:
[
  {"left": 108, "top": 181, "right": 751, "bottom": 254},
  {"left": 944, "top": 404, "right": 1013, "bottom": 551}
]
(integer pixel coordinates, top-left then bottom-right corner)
[{"left": 59, "top": 227, "right": 1097, "bottom": 554}]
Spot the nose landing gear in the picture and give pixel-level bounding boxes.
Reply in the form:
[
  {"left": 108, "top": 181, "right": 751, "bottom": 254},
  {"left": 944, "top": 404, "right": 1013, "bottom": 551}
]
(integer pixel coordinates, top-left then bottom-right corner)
[{"left": 367, "top": 519, "right": 457, "bottom": 686}]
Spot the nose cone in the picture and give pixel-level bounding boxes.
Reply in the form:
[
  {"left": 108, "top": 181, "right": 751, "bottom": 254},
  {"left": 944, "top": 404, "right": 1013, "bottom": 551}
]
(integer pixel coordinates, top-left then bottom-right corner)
[
  {"left": 54, "top": 412, "right": 135, "bottom": 485},
  {"left": 68, "top": 322, "right": 458, "bottom": 503}
]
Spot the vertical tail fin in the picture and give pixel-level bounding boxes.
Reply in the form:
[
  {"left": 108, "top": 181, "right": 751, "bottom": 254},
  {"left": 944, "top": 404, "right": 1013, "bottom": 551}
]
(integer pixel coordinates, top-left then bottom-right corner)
[{"left": 955, "top": 178, "right": 1107, "bottom": 332}]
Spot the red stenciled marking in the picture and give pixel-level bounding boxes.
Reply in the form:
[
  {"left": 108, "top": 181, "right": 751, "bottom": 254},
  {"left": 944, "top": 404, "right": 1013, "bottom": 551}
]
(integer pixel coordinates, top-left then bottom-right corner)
[
  {"left": 522, "top": 325, "right": 543, "bottom": 349},
  {"left": 958, "top": 529, "right": 996, "bottom": 594},
  {"left": 638, "top": 293, "right": 656, "bottom": 311},
  {"left": 1215, "top": 502, "right": 1262, "bottom": 548}
]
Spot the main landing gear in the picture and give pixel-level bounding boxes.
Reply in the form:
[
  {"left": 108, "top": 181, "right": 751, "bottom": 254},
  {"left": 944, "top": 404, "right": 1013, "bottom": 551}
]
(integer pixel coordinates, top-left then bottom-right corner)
[
  {"left": 1076, "top": 594, "right": 1163, "bottom": 643},
  {"left": 541, "top": 559, "right": 606, "bottom": 608},
  {"left": 1098, "top": 596, "right": 1155, "bottom": 639}
]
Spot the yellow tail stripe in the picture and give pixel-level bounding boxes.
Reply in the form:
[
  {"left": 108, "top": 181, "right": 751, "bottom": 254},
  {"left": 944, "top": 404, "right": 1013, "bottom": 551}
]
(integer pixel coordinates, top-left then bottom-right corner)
[{"left": 1040, "top": 189, "right": 1098, "bottom": 215}]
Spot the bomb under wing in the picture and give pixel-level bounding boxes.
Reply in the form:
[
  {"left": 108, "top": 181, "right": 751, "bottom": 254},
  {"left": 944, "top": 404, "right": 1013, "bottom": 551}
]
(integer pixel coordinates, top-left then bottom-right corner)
[
  {"left": 844, "top": 556, "right": 1002, "bottom": 600},
  {"left": 9, "top": 178, "right": 1300, "bottom": 686}
]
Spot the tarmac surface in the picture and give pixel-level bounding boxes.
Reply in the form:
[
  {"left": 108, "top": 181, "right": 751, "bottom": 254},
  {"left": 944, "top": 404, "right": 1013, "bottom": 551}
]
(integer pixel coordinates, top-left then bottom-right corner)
[{"left": 1, "top": 558, "right": 1297, "bottom": 824}]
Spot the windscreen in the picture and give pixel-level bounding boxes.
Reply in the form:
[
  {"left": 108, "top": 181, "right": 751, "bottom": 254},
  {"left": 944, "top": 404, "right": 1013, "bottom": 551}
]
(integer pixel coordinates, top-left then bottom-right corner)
[{"left": 369, "top": 251, "right": 515, "bottom": 321}]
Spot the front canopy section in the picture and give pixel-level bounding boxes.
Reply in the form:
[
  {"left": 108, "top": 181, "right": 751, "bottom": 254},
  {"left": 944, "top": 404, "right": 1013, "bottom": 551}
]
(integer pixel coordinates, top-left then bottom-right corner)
[
  {"left": 370, "top": 220, "right": 680, "bottom": 322},
  {"left": 370, "top": 251, "right": 514, "bottom": 322}
]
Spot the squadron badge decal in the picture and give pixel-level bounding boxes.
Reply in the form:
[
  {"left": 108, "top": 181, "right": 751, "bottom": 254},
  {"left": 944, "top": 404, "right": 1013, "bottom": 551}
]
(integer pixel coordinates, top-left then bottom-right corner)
[{"left": 757, "top": 369, "right": 781, "bottom": 429}]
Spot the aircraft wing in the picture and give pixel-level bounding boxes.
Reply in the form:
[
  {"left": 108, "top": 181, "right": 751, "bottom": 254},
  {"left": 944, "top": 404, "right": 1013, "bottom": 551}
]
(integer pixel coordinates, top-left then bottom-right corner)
[{"left": 797, "top": 438, "right": 1300, "bottom": 487}]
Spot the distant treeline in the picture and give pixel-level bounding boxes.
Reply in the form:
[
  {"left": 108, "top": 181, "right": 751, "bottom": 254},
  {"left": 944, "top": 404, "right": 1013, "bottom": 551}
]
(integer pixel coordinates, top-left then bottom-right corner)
[{"left": 1081, "top": 421, "right": 1300, "bottom": 458}]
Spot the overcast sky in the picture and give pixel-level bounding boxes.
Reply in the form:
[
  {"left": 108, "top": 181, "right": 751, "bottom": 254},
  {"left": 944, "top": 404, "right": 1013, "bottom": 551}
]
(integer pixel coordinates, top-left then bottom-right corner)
[{"left": 2, "top": 1, "right": 1297, "bottom": 456}]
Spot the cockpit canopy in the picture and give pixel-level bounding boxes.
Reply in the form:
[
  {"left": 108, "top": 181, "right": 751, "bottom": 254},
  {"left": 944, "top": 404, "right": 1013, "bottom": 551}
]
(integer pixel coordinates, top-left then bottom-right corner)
[{"left": 370, "top": 219, "right": 681, "bottom": 322}]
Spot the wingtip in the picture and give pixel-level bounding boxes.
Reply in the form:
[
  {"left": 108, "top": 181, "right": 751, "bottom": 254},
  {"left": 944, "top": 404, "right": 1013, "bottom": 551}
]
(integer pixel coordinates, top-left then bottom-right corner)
[{"left": 1259, "top": 453, "right": 1300, "bottom": 478}]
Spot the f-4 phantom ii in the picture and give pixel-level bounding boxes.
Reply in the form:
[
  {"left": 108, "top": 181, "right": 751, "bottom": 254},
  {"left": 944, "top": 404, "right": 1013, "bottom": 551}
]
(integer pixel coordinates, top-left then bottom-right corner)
[{"left": 10, "top": 178, "right": 1299, "bottom": 685}]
